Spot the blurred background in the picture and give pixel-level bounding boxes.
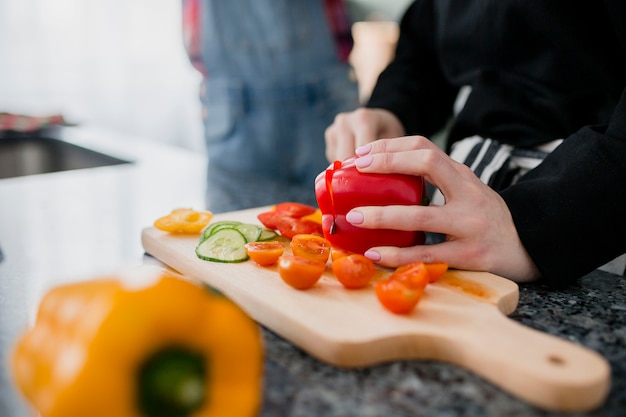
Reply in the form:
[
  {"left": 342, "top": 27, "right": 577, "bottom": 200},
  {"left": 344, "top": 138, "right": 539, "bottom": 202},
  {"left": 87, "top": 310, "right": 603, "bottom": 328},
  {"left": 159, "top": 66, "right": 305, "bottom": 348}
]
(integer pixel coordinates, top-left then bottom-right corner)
[{"left": 0, "top": 0, "right": 411, "bottom": 152}]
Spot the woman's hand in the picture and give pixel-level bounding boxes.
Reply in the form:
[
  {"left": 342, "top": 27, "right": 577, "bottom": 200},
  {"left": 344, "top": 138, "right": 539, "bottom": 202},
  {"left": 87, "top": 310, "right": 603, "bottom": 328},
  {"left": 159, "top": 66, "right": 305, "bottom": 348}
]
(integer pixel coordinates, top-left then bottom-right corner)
[
  {"left": 347, "top": 136, "right": 540, "bottom": 283},
  {"left": 324, "top": 108, "right": 405, "bottom": 163}
]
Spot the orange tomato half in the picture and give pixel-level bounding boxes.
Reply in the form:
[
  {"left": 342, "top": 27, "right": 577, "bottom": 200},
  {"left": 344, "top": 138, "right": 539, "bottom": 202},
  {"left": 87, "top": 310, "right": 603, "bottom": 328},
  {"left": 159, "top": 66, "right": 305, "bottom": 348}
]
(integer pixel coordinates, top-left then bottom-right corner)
[
  {"left": 389, "top": 262, "right": 429, "bottom": 290},
  {"left": 244, "top": 241, "right": 285, "bottom": 266},
  {"left": 330, "top": 247, "right": 352, "bottom": 262},
  {"left": 290, "top": 234, "right": 331, "bottom": 263},
  {"left": 331, "top": 254, "right": 376, "bottom": 289},
  {"left": 277, "top": 255, "right": 326, "bottom": 290},
  {"left": 375, "top": 278, "right": 424, "bottom": 314},
  {"left": 424, "top": 262, "right": 449, "bottom": 283}
]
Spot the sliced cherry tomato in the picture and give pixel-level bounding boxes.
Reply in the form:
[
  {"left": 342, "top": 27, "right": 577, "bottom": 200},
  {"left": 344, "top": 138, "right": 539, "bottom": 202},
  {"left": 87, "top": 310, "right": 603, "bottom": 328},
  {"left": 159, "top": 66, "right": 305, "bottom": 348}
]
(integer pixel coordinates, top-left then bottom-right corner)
[
  {"left": 277, "top": 255, "right": 326, "bottom": 290},
  {"left": 273, "top": 202, "right": 317, "bottom": 218},
  {"left": 389, "top": 262, "right": 429, "bottom": 290},
  {"left": 375, "top": 278, "right": 424, "bottom": 314},
  {"left": 331, "top": 254, "right": 376, "bottom": 289},
  {"left": 330, "top": 247, "right": 352, "bottom": 262},
  {"left": 244, "top": 241, "right": 285, "bottom": 266},
  {"left": 154, "top": 208, "right": 213, "bottom": 234},
  {"left": 290, "top": 234, "right": 331, "bottom": 263},
  {"left": 424, "top": 262, "right": 449, "bottom": 283},
  {"left": 275, "top": 217, "right": 322, "bottom": 239}
]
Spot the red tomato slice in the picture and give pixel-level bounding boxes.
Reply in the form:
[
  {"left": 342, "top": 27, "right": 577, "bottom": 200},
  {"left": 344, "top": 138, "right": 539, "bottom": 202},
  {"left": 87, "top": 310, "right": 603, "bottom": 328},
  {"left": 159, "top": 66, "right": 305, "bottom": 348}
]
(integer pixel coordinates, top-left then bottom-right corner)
[
  {"left": 331, "top": 254, "right": 376, "bottom": 289},
  {"left": 244, "top": 241, "right": 285, "bottom": 266},
  {"left": 274, "top": 202, "right": 317, "bottom": 218},
  {"left": 277, "top": 255, "right": 326, "bottom": 290},
  {"left": 290, "top": 234, "right": 331, "bottom": 263},
  {"left": 424, "top": 262, "right": 449, "bottom": 283},
  {"left": 389, "top": 262, "right": 429, "bottom": 290},
  {"left": 275, "top": 217, "right": 322, "bottom": 239},
  {"left": 375, "top": 278, "right": 424, "bottom": 314}
]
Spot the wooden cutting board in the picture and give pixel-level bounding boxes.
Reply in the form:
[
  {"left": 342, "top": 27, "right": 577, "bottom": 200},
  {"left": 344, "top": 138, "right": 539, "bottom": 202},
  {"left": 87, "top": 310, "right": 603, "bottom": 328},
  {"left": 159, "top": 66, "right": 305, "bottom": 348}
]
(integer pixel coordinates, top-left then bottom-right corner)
[{"left": 141, "top": 206, "right": 610, "bottom": 413}]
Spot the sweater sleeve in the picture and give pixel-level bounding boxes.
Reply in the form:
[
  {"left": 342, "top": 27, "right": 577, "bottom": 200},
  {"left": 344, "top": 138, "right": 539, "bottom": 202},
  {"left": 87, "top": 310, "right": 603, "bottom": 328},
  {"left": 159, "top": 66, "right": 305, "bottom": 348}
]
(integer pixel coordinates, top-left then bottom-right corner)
[
  {"left": 500, "top": 88, "right": 626, "bottom": 288},
  {"left": 365, "top": 0, "right": 457, "bottom": 137}
]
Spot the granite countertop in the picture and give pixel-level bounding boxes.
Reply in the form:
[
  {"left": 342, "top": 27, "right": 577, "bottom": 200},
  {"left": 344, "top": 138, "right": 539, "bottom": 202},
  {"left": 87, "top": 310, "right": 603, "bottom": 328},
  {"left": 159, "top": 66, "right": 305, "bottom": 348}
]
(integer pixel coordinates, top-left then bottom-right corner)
[
  {"left": 258, "top": 271, "right": 626, "bottom": 417},
  {"left": 1, "top": 127, "right": 624, "bottom": 417}
]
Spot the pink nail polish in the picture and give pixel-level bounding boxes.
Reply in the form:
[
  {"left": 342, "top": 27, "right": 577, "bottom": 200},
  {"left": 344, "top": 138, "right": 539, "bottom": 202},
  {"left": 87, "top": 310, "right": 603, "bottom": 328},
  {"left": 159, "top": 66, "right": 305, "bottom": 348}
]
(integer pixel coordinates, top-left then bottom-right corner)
[
  {"left": 345, "top": 210, "right": 364, "bottom": 224},
  {"left": 354, "top": 155, "right": 373, "bottom": 168},
  {"left": 355, "top": 144, "right": 372, "bottom": 156},
  {"left": 364, "top": 250, "right": 381, "bottom": 261}
]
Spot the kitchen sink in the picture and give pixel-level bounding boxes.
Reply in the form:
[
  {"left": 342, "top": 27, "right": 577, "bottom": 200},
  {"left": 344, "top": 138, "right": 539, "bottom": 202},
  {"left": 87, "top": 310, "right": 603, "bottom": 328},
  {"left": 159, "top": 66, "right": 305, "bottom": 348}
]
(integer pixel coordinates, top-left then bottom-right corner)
[{"left": 0, "top": 135, "right": 131, "bottom": 179}]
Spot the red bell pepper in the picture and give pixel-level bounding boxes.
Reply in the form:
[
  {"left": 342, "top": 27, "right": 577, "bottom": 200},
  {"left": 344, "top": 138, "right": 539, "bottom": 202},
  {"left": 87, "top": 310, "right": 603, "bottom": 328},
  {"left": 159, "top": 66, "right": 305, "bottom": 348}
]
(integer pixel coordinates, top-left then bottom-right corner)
[{"left": 314, "top": 156, "right": 426, "bottom": 255}]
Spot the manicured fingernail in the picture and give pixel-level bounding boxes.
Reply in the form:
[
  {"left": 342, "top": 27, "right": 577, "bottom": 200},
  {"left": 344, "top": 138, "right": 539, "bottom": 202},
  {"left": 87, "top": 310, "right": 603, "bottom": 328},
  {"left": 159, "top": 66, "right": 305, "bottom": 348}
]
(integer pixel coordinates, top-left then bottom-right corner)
[
  {"left": 345, "top": 210, "right": 364, "bottom": 224},
  {"left": 354, "top": 155, "right": 373, "bottom": 168},
  {"left": 355, "top": 144, "right": 372, "bottom": 156},
  {"left": 364, "top": 250, "right": 381, "bottom": 262}
]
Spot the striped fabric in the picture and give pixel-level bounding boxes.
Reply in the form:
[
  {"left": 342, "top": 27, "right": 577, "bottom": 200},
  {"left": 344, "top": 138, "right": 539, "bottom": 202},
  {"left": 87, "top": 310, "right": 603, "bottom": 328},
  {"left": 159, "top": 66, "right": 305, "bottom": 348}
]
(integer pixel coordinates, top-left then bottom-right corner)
[
  {"left": 430, "top": 135, "right": 626, "bottom": 276},
  {"left": 430, "top": 136, "right": 563, "bottom": 206}
]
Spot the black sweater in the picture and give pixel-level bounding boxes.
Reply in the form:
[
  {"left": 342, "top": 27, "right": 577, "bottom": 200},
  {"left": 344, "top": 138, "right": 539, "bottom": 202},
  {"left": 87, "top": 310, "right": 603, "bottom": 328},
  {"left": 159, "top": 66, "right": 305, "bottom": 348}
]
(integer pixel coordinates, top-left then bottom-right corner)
[{"left": 367, "top": 0, "right": 626, "bottom": 287}]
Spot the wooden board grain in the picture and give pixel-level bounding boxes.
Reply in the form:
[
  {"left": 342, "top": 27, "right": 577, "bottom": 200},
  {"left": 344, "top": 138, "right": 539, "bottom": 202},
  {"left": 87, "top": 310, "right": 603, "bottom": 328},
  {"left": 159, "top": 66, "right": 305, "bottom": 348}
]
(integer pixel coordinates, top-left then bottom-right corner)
[{"left": 141, "top": 206, "right": 610, "bottom": 413}]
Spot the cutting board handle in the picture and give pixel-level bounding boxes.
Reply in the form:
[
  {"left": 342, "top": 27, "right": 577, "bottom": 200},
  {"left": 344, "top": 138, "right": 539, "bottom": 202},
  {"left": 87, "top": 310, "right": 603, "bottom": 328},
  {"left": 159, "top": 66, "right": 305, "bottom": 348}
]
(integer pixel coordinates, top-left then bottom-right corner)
[{"left": 449, "top": 309, "right": 610, "bottom": 413}]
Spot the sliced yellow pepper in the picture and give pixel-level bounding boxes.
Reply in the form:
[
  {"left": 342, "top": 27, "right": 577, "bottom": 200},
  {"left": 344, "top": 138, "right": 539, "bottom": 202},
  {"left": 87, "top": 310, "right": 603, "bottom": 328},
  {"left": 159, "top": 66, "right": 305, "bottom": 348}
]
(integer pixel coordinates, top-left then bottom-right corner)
[
  {"left": 154, "top": 208, "right": 213, "bottom": 234},
  {"left": 11, "top": 267, "right": 263, "bottom": 417},
  {"left": 301, "top": 208, "right": 322, "bottom": 225}
]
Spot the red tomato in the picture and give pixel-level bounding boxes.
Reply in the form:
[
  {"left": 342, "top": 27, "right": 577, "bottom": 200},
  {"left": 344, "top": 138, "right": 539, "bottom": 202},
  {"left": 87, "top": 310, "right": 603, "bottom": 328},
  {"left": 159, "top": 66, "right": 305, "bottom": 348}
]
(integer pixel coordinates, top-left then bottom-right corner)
[
  {"left": 375, "top": 278, "right": 424, "bottom": 314},
  {"left": 290, "top": 234, "right": 331, "bottom": 263},
  {"left": 424, "top": 262, "right": 449, "bottom": 283},
  {"left": 274, "top": 202, "right": 317, "bottom": 218},
  {"left": 244, "top": 241, "right": 285, "bottom": 266},
  {"left": 277, "top": 255, "right": 326, "bottom": 290},
  {"left": 314, "top": 156, "right": 426, "bottom": 255},
  {"left": 331, "top": 254, "right": 376, "bottom": 289},
  {"left": 389, "top": 262, "right": 429, "bottom": 290},
  {"left": 275, "top": 216, "right": 322, "bottom": 239}
]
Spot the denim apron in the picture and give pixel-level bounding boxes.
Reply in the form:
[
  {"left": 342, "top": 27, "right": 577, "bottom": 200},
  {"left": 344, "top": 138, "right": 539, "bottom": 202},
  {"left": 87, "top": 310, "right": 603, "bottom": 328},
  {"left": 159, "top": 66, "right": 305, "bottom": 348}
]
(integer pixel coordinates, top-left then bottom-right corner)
[{"left": 198, "top": 1, "right": 359, "bottom": 213}]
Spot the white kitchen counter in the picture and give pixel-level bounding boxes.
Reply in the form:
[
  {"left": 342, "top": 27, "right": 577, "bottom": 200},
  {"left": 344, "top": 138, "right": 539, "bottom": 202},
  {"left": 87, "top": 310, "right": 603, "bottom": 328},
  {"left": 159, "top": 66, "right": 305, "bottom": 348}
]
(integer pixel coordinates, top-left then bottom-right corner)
[{"left": 0, "top": 126, "right": 207, "bottom": 416}]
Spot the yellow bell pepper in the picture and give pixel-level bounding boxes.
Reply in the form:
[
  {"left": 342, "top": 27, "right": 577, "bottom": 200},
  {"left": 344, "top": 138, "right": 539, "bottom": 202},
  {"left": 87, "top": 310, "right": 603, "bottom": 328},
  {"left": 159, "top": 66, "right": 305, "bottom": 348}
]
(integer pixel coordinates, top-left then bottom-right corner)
[
  {"left": 154, "top": 208, "right": 213, "bottom": 234},
  {"left": 301, "top": 209, "right": 322, "bottom": 225},
  {"left": 11, "top": 266, "right": 263, "bottom": 417}
]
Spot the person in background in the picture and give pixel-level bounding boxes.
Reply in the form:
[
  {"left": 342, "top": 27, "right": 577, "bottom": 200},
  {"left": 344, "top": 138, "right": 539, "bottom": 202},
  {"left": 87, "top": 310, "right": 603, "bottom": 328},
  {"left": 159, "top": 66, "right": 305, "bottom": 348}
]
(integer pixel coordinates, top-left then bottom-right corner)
[
  {"left": 324, "top": 0, "right": 626, "bottom": 288},
  {"left": 182, "top": 0, "right": 359, "bottom": 213}
]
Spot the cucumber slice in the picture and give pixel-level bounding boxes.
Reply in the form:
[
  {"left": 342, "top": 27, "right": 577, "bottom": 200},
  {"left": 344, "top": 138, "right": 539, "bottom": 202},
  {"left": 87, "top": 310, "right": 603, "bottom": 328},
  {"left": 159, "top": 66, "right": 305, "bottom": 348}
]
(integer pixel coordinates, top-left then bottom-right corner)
[
  {"left": 258, "top": 227, "right": 278, "bottom": 241},
  {"left": 195, "top": 228, "right": 249, "bottom": 263},
  {"left": 234, "top": 223, "right": 262, "bottom": 242},
  {"left": 201, "top": 220, "right": 242, "bottom": 241}
]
